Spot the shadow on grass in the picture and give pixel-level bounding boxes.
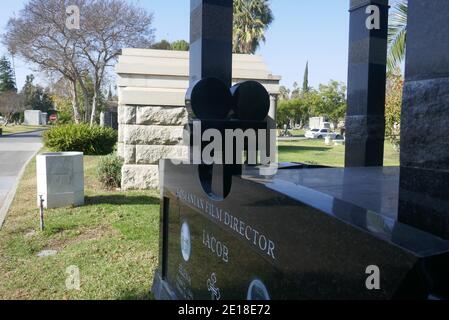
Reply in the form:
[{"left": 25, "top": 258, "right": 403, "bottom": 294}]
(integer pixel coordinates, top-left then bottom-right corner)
[
  {"left": 85, "top": 194, "right": 160, "bottom": 206},
  {"left": 118, "top": 289, "right": 154, "bottom": 301},
  {"left": 278, "top": 145, "right": 331, "bottom": 153}
]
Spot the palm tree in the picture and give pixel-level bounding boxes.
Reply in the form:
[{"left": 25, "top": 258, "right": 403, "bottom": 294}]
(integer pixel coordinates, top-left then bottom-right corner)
[
  {"left": 387, "top": 0, "right": 408, "bottom": 72},
  {"left": 233, "top": 0, "right": 274, "bottom": 54}
]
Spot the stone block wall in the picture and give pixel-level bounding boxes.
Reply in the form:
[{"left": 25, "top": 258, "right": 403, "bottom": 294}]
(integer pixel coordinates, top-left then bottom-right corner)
[
  {"left": 116, "top": 49, "right": 280, "bottom": 190},
  {"left": 118, "top": 105, "right": 188, "bottom": 189}
]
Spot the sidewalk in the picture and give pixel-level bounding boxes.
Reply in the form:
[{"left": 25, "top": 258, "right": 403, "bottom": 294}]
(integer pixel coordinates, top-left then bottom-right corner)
[{"left": 0, "top": 131, "right": 43, "bottom": 227}]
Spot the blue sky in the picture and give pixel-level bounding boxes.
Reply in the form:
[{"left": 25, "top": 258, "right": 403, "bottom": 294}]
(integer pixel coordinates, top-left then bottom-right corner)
[{"left": 0, "top": 0, "right": 350, "bottom": 90}]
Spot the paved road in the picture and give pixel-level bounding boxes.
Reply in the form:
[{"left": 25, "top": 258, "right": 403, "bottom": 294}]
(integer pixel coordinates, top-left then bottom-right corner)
[{"left": 0, "top": 131, "right": 44, "bottom": 227}]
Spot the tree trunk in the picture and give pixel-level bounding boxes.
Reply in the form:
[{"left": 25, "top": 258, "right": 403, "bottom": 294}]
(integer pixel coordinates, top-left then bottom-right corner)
[
  {"left": 79, "top": 85, "right": 90, "bottom": 123},
  {"left": 4, "top": 116, "right": 11, "bottom": 126},
  {"left": 83, "top": 92, "right": 90, "bottom": 123},
  {"left": 90, "top": 91, "right": 98, "bottom": 126},
  {"left": 70, "top": 80, "right": 81, "bottom": 124},
  {"left": 333, "top": 121, "right": 339, "bottom": 132},
  {"left": 90, "top": 69, "right": 105, "bottom": 127}
]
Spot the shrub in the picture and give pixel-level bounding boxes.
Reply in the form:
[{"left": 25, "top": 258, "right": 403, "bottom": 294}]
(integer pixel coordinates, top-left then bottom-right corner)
[
  {"left": 43, "top": 124, "right": 117, "bottom": 155},
  {"left": 97, "top": 154, "right": 123, "bottom": 189},
  {"left": 56, "top": 111, "right": 74, "bottom": 125}
]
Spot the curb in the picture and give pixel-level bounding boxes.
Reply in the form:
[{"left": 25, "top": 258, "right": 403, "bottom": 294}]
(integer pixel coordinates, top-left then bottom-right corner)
[{"left": 0, "top": 148, "right": 42, "bottom": 229}]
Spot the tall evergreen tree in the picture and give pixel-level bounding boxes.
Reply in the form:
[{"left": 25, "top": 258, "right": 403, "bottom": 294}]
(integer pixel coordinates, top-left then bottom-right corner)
[
  {"left": 151, "top": 40, "right": 172, "bottom": 50},
  {"left": 107, "top": 86, "right": 113, "bottom": 101},
  {"left": 0, "top": 56, "right": 16, "bottom": 92},
  {"left": 302, "top": 62, "right": 309, "bottom": 94},
  {"left": 22, "top": 75, "right": 35, "bottom": 107},
  {"left": 20, "top": 74, "right": 53, "bottom": 112}
]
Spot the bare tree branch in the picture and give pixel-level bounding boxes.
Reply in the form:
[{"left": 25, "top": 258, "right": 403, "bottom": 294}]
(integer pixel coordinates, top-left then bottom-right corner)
[{"left": 75, "top": 0, "right": 154, "bottom": 125}]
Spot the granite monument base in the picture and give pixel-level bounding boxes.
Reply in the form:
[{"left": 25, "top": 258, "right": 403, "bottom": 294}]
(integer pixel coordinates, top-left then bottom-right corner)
[{"left": 153, "top": 161, "right": 449, "bottom": 300}]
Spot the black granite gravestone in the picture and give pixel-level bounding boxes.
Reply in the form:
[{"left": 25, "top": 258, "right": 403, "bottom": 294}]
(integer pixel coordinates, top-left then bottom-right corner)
[
  {"left": 398, "top": 0, "right": 449, "bottom": 241},
  {"left": 153, "top": 163, "right": 449, "bottom": 300},
  {"left": 231, "top": 81, "right": 270, "bottom": 121},
  {"left": 152, "top": 0, "right": 449, "bottom": 300},
  {"left": 186, "top": 78, "right": 233, "bottom": 120},
  {"left": 345, "top": 0, "right": 389, "bottom": 167}
]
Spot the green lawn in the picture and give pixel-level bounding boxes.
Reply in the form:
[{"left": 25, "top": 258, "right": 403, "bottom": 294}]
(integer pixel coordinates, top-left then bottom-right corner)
[
  {"left": 1, "top": 125, "right": 48, "bottom": 136},
  {"left": 289, "top": 129, "right": 305, "bottom": 137},
  {"left": 0, "top": 138, "right": 399, "bottom": 300},
  {"left": 0, "top": 153, "right": 159, "bottom": 300},
  {"left": 278, "top": 139, "right": 400, "bottom": 167}
]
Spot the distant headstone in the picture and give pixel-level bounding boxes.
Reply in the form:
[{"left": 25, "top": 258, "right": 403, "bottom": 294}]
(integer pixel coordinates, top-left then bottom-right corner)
[
  {"left": 100, "top": 102, "right": 118, "bottom": 129},
  {"left": 41, "top": 113, "right": 48, "bottom": 125},
  {"left": 37, "top": 250, "right": 58, "bottom": 258}
]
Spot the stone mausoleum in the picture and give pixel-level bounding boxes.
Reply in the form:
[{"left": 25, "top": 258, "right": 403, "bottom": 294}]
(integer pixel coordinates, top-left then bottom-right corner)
[
  {"left": 24, "top": 110, "right": 47, "bottom": 126},
  {"left": 116, "top": 49, "right": 280, "bottom": 190}
]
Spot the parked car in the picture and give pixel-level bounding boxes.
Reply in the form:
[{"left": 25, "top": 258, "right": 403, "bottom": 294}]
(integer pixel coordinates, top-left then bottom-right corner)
[{"left": 305, "top": 128, "right": 342, "bottom": 140}]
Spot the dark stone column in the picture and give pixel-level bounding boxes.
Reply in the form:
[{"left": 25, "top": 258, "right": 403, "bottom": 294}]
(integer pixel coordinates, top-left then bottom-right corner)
[
  {"left": 189, "top": 0, "right": 234, "bottom": 199},
  {"left": 345, "top": 0, "right": 389, "bottom": 167},
  {"left": 190, "top": 0, "right": 233, "bottom": 87},
  {"left": 399, "top": 0, "right": 449, "bottom": 239}
]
